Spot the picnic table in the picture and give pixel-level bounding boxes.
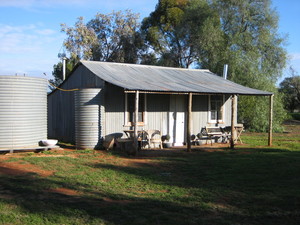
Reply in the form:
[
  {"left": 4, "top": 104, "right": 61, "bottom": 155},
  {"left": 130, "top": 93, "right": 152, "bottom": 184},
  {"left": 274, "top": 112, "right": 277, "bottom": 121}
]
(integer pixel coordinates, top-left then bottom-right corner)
[{"left": 197, "top": 125, "right": 244, "bottom": 145}]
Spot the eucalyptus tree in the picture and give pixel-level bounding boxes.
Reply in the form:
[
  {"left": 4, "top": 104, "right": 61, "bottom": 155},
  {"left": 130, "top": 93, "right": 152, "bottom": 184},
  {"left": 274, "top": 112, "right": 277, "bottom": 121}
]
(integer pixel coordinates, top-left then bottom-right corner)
[
  {"left": 141, "top": 0, "right": 221, "bottom": 68},
  {"left": 51, "top": 10, "right": 145, "bottom": 88},
  {"left": 61, "top": 10, "right": 144, "bottom": 63},
  {"left": 209, "top": 0, "right": 287, "bottom": 83},
  {"left": 142, "top": 0, "right": 287, "bottom": 131},
  {"left": 208, "top": 0, "right": 288, "bottom": 131}
]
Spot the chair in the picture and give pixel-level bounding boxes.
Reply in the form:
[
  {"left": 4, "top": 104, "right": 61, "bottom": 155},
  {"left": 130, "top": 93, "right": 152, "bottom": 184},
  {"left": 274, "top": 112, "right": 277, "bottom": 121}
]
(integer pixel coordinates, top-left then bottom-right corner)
[
  {"left": 234, "top": 124, "right": 244, "bottom": 144},
  {"left": 144, "top": 130, "right": 163, "bottom": 149},
  {"left": 222, "top": 125, "right": 244, "bottom": 144}
]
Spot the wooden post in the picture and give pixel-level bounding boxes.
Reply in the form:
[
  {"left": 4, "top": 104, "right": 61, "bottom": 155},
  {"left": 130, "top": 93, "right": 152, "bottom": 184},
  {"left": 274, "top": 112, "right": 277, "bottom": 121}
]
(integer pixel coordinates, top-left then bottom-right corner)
[
  {"left": 268, "top": 94, "right": 274, "bottom": 146},
  {"left": 187, "top": 93, "right": 193, "bottom": 152},
  {"left": 230, "top": 95, "right": 237, "bottom": 149},
  {"left": 134, "top": 90, "right": 139, "bottom": 154}
]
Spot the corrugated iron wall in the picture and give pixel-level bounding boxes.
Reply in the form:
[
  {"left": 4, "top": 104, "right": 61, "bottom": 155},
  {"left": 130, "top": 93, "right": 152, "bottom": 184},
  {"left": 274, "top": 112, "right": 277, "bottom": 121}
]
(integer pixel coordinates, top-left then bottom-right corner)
[
  {"left": 102, "top": 92, "right": 233, "bottom": 140},
  {"left": 48, "top": 66, "right": 104, "bottom": 144},
  {"left": 191, "top": 94, "right": 233, "bottom": 135},
  {"left": 192, "top": 95, "right": 209, "bottom": 135},
  {"left": 0, "top": 76, "right": 47, "bottom": 149},
  {"left": 103, "top": 83, "right": 124, "bottom": 138},
  {"left": 145, "top": 94, "right": 169, "bottom": 135}
]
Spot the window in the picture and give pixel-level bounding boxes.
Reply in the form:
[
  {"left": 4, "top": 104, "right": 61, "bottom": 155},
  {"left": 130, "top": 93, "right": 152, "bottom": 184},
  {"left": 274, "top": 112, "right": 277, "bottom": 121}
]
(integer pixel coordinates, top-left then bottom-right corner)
[
  {"left": 209, "top": 95, "right": 224, "bottom": 123},
  {"left": 125, "top": 93, "right": 146, "bottom": 126}
]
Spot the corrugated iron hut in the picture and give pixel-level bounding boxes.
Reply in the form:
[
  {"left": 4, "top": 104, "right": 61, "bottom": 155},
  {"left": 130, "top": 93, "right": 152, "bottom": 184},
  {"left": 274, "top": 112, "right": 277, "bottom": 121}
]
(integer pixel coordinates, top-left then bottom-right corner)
[{"left": 48, "top": 61, "right": 273, "bottom": 151}]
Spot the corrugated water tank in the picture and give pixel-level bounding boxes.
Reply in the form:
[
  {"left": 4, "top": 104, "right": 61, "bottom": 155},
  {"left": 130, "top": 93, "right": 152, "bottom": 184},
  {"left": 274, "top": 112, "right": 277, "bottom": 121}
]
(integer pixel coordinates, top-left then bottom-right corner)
[
  {"left": 75, "top": 88, "right": 101, "bottom": 149},
  {"left": 0, "top": 76, "right": 47, "bottom": 149}
]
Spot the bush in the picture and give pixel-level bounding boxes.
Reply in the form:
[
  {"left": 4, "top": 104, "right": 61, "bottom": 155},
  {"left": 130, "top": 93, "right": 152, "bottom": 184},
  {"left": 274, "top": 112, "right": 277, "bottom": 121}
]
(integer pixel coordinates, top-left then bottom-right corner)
[{"left": 290, "top": 112, "right": 300, "bottom": 120}]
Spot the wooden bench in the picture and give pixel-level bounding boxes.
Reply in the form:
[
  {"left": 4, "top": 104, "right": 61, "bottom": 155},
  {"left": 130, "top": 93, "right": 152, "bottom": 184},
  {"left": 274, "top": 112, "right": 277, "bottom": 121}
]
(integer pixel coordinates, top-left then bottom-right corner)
[
  {"left": 196, "top": 127, "right": 230, "bottom": 145},
  {"left": 206, "top": 127, "right": 224, "bottom": 145}
]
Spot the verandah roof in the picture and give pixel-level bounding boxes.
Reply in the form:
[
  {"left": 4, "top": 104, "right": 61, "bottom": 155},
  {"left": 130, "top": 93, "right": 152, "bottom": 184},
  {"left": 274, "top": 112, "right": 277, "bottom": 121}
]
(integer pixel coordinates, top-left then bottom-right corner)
[{"left": 80, "top": 60, "right": 272, "bottom": 96}]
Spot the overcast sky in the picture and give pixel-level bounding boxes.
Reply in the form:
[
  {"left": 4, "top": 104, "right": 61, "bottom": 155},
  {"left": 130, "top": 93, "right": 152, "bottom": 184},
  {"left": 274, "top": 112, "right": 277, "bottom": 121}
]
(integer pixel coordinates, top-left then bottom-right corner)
[{"left": 0, "top": 0, "right": 299, "bottom": 83}]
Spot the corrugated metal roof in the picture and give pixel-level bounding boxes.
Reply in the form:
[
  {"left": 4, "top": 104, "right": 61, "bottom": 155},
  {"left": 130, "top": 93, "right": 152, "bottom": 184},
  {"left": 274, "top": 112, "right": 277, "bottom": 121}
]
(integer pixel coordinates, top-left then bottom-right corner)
[{"left": 80, "top": 60, "right": 272, "bottom": 96}]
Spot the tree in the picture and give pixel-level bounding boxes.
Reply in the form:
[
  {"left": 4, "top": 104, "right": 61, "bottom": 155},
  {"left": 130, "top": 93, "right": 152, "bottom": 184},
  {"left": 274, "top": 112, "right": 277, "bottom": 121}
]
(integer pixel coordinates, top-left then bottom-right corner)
[
  {"left": 48, "top": 58, "right": 77, "bottom": 91},
  {"left": 202, "top": 0, "right": 288, "bottom": 131},
  {"left": 61, "top": 10, "right": 144, "bottom": 63},
  {"left": 209, "top": 0, "right": 287, "bottom": 81},
  {"left": 141, "top": 0, "right": 221, "bottom": 68},
  {"left": 142, "top": 0, "right": 288, "bottom": 131},
  {"left": 279, "top": 67, "right": 300, "bottom": 112},
  {"left": 50, "top": 10, "right": 145, "bottom": 89}
]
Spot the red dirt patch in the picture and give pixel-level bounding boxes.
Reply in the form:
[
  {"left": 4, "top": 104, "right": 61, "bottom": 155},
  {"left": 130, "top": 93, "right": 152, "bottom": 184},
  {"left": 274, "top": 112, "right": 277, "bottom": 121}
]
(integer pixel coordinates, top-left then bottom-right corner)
[
  {"left": 0, "top": 162, "right": 54, "bottom": 177},
  {"left": 47, "top": 187, "right": 80, "bottom": 196}
]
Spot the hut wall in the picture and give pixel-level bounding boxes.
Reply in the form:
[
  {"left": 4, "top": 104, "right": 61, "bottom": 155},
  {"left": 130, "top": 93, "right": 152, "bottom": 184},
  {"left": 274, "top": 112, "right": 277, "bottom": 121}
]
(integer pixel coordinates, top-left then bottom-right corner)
[
  {"left": 191, "top": 95, "right": 209, "bottom": 136},
  {"left": 103, "top": 83, "right": 125, "bottom": 138},
  {"left": 191, "top": 94, "right": 233, "bottom": 136},
  {"left": 48, "top": 66, "right": 104, "bottom": 143},
  {"left": 144, "top": 94, "right": 169, "bottom": 136},
  {"left": 102, "top": 93, "right": 234, "bottom": 140}
]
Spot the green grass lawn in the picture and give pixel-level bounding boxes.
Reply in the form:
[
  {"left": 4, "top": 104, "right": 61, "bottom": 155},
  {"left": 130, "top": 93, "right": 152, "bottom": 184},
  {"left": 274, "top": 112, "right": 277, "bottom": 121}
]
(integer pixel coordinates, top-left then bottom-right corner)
[{"left": 0, "top": 123, "right": 300, "bottom": 225}]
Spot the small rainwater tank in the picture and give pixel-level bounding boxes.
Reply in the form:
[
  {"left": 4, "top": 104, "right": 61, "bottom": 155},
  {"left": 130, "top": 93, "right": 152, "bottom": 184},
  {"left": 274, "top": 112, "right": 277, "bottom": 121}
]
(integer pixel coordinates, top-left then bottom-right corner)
[
  {"left": 0, "top": 76, "right": 47, "bottom": 149},
  {"left": 75, "top": 88, "right": 101, "bottom": 149}
]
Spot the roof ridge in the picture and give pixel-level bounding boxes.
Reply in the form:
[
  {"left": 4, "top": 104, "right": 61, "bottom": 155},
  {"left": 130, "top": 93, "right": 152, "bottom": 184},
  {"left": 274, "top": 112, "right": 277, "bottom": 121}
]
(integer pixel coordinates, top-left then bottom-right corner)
[{"left": 80, "top": 60, "right": 211, "bottom": 72}]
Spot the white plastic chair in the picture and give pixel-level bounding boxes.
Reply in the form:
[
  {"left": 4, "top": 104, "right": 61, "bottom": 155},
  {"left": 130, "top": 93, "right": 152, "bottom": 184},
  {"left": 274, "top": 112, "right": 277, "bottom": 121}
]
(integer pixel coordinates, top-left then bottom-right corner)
[{"left": 144, "top": 130, "right": 163, "bottom": 149}]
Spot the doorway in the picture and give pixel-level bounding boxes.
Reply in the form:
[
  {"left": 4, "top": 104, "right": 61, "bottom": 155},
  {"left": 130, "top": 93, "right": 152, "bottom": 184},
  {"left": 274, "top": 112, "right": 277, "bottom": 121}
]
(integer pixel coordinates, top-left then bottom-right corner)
[{"left": 169, "top": 95, "right": 186, "bottom": 146}]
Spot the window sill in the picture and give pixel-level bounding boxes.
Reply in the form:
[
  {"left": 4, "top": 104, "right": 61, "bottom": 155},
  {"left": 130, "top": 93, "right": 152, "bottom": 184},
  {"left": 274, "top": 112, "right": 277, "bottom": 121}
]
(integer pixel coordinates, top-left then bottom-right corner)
[
  {"left": 124, "top": 122, "right": 145, "bottom": 127},
  {"left": 207, "top": 121, "right": 225, "bottom": 125}
]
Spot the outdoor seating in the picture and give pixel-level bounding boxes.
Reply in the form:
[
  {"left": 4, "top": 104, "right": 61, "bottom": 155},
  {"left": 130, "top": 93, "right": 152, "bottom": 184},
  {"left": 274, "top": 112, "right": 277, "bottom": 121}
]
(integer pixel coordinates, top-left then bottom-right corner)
[
  {"left": 233, "top": 124, "right": 244, "bottom": 144},
  {"left": 144, "top": 129, "right": 163, "bottom": 149},
  {"left": 122, "top": 129, "right": 163, "bottom": 149},
  {"left": 197, "top": 126, "right": 231, "bottom": 145},
  {"left": 205, "top": 127, "right": 229, "bottom": 145}
]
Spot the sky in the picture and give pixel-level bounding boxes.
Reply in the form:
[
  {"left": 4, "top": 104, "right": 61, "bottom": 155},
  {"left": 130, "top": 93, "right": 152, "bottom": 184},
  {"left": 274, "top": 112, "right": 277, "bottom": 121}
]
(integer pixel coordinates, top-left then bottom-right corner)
[{"left": 0, "top": 0, "right": 299, "bottom": 83}]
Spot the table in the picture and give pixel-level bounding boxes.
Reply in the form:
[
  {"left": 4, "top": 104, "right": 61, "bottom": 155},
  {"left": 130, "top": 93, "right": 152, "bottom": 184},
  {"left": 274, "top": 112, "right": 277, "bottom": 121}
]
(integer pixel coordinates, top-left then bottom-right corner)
[
  {"left": 234, "top": 124, "right": 244, "bottom": 144},
  {"left": 123, "top": 130, "right": 149, "bottom": 149}
]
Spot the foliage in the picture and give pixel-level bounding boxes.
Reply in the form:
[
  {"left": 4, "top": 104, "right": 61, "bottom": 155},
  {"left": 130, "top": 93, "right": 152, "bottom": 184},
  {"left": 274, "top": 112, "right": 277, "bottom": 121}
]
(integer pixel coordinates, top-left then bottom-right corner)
[
  {"left": 61, "top": 17, "right": 97, "bottom": 61},
  {"left": 290, "top": 112, "right": 300, "bottom": 121},
  {"left": 278, "top": 67, "right": 300, "bottom": 112},
  {"left": 141, "top": 0, "right": 221, "bottom": 68},
  {"left": 87, "top": 10, "right": 145, "bottom": 63},
  {"left": 141, "top": 0, "right": 288, "bottom": 131},
  {"left": 48, "top": 58, "right": 77, "bottom": 90},
  {"left": 238, "top": 92, "right": 287, "bottom": 132},
  {"left": 50, "top": 10, "right": 145, "bottom": 87},
  {"left": 207, "top": 0, "right": 288, "bottom": 131},
  {"left": 61, "top": 10, "right": 144, "bottom": 63}
]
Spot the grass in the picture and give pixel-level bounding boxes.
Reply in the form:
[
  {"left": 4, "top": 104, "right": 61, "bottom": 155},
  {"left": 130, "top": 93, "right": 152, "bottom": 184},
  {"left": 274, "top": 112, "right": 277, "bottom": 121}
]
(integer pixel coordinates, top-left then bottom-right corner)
[{"left": 0, "top": 123, "right": 300, "bottom": 224}]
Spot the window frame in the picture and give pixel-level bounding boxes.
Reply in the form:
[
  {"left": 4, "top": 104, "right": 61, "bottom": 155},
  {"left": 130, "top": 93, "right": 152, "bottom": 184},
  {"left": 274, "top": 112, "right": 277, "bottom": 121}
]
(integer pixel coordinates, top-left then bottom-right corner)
[
  {"left": 208, "top": 95, "right": 225, "bottom": 124},
  {"left": 124, "top": 93, "right": 147, "bottom": 126}
]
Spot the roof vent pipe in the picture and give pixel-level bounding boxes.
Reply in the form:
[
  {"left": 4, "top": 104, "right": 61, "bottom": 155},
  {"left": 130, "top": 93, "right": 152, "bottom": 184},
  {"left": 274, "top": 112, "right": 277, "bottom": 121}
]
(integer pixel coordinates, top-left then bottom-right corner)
[
  {"left": 223, "top": 64, "right": 228, "bottom": 80},
  {"left": 62, "top": 56, "right": 67, "bottom": 81},
  {"left": 58, "top": 52, "right": 67, "bottom": 80}
]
